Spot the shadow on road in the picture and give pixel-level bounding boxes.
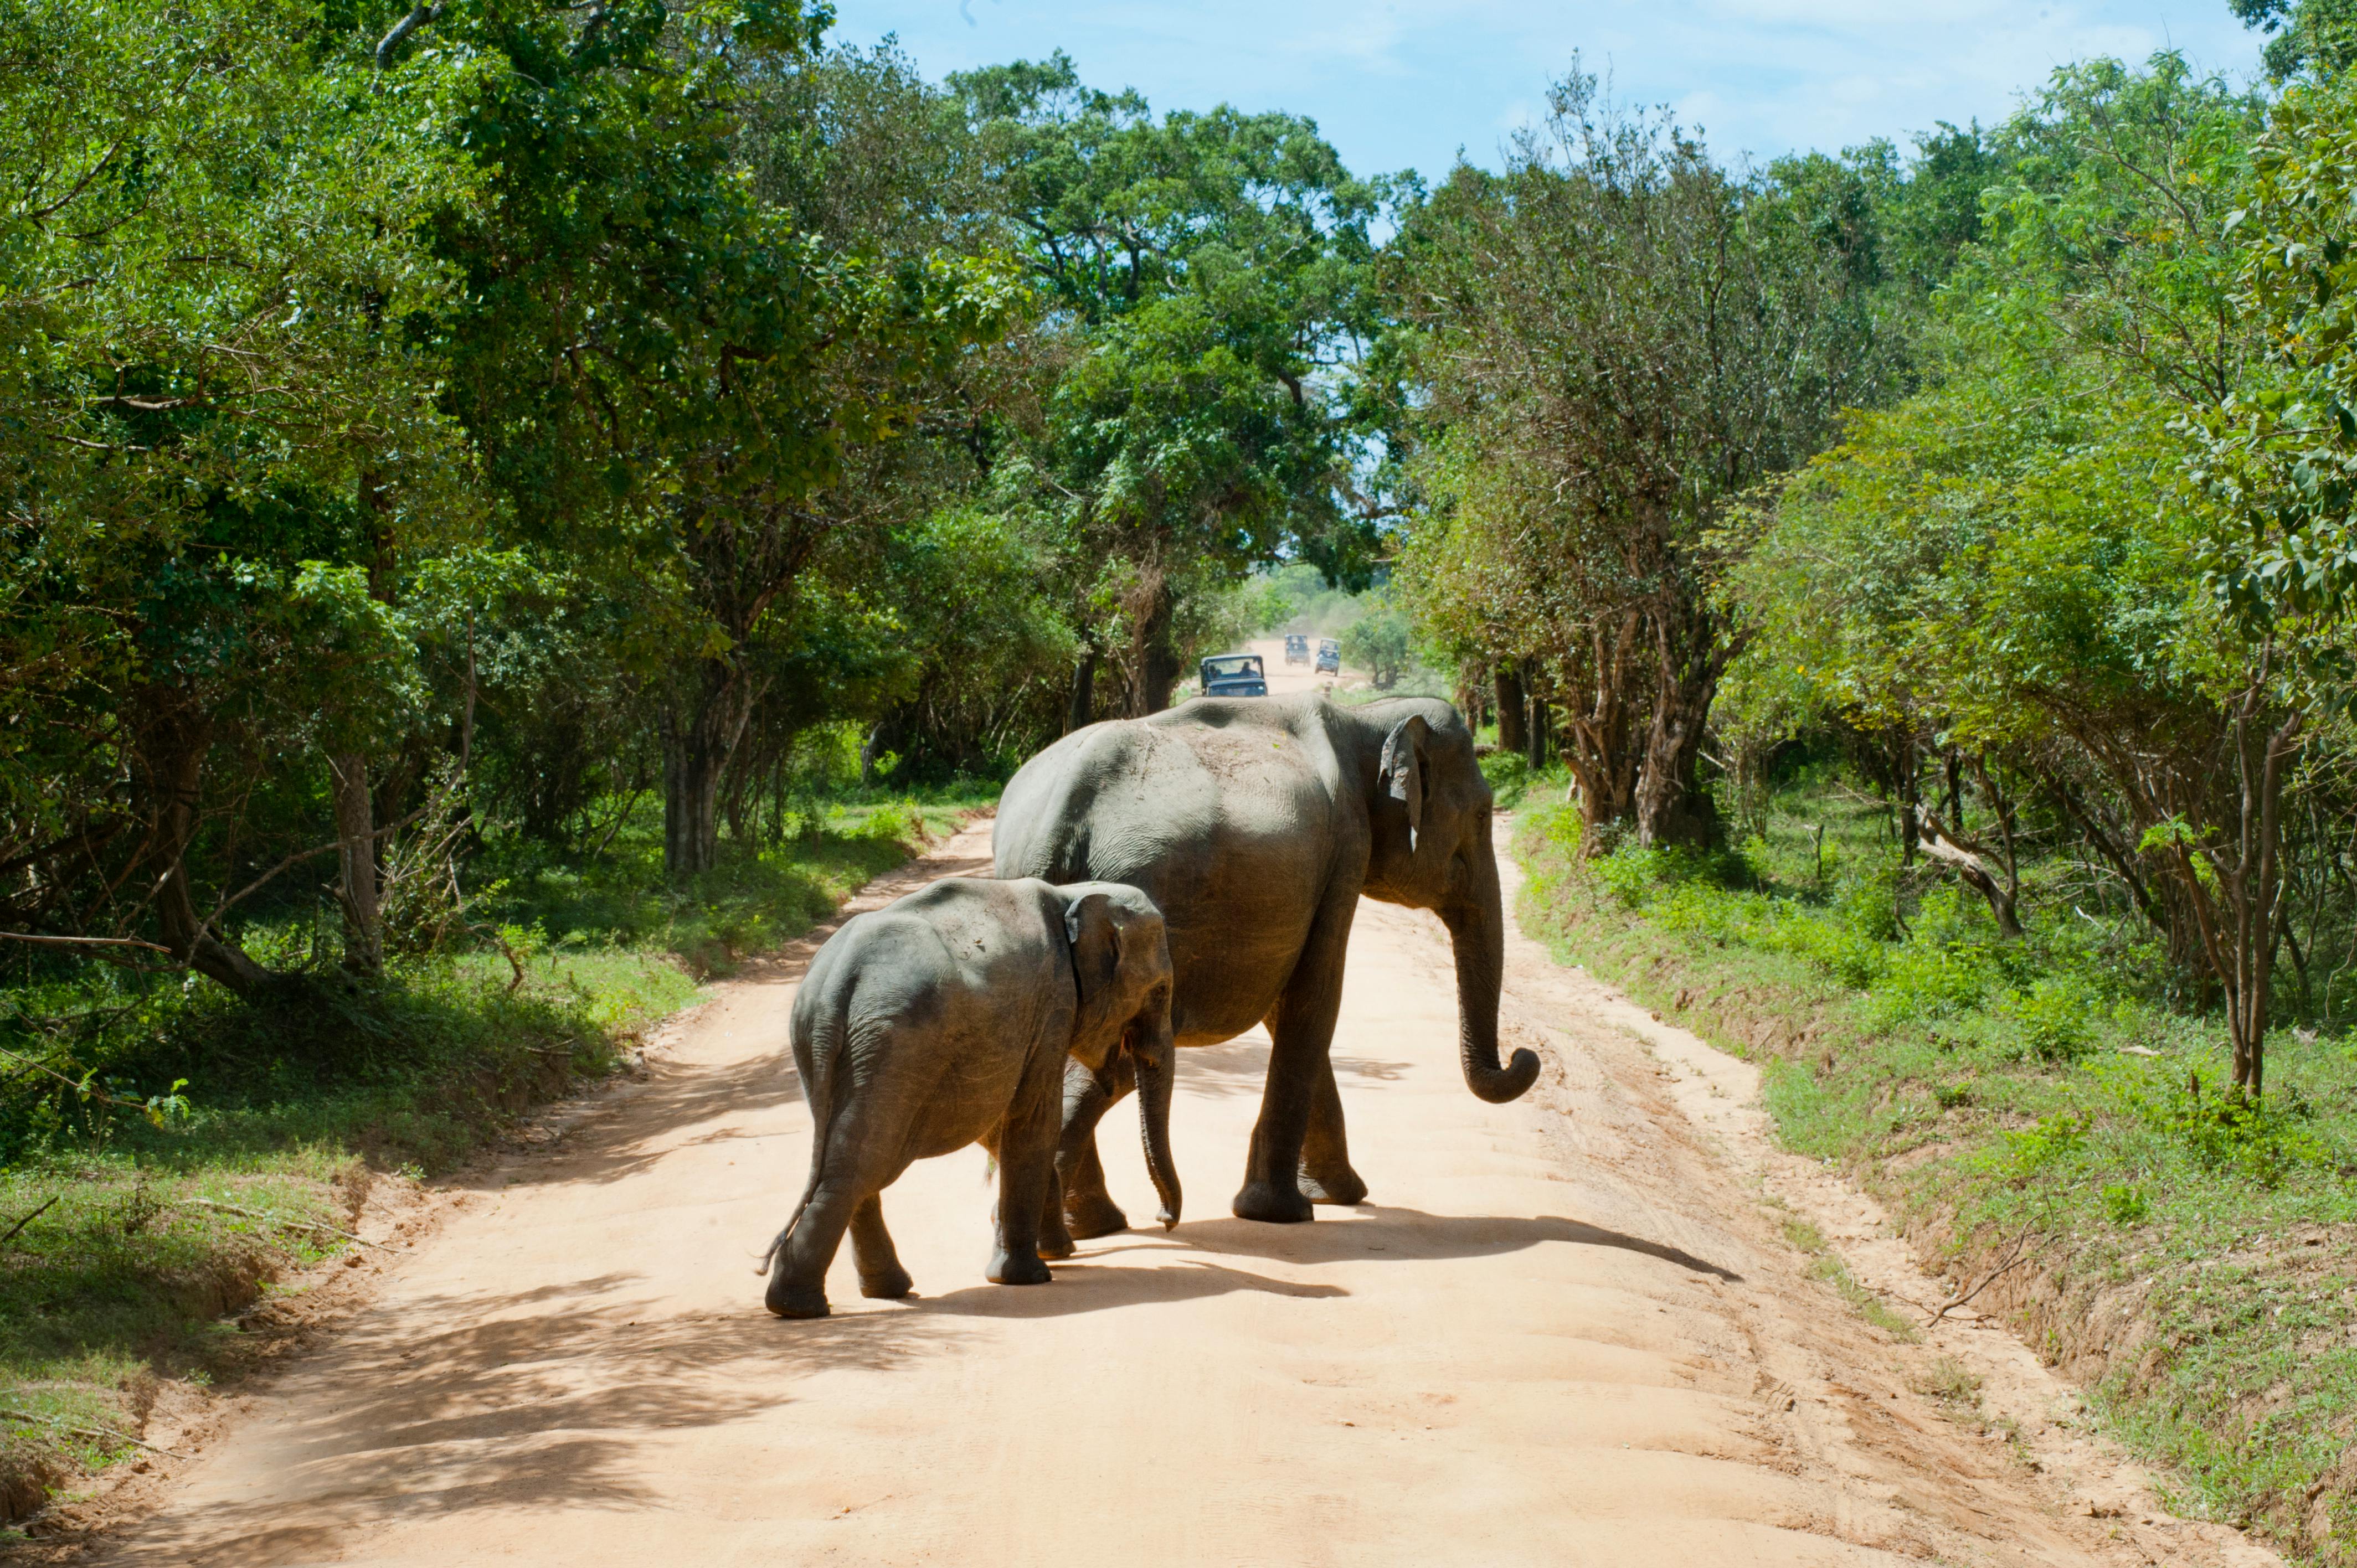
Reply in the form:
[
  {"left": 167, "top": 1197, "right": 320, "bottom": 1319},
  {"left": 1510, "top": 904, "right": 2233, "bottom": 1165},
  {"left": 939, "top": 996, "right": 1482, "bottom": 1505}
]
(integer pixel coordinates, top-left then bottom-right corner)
[
  {"left": 98, "top": 1270, "right": 972, "bottom": 1568},
  {"left": 1161, "top": 1204, "right": 1743, "bottom": 1283},
  {"left": 907, "top": 1257, "right": 1347, "bottom": 1319}
]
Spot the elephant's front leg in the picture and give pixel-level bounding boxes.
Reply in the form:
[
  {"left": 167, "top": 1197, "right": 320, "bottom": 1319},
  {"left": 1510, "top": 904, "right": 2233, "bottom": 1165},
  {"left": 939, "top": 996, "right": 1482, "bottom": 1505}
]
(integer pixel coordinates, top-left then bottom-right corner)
[
  {"left": 1296, "top": 1054, "right": 1368, "bottom": 1206},
  {"left": 1235, "top": 894, "right": 1358, "bottom": 1225},
  {"left": 988, "top": 1058, "right": 1063, "bottom": 1285},
  {"left": 1053, "top": 1054, "right": 1135, "bottom": 1241}
]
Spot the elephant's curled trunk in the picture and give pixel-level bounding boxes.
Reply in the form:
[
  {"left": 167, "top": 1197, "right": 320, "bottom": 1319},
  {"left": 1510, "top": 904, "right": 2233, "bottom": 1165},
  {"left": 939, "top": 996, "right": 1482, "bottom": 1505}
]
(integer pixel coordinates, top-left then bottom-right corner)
[
  {"left": 1447, "top": 833, "right": 1541, "bottom": 1105},
  {"left": 1132, "top": 1019, "right": 1182, "bottom": 1228}
]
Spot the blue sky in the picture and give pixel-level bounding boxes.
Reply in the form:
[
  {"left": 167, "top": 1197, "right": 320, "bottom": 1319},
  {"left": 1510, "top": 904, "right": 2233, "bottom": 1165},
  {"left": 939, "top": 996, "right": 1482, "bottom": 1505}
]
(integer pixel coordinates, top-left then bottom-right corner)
[{"left": 833, "top": 1, "right": 2266, "bottom": 178}]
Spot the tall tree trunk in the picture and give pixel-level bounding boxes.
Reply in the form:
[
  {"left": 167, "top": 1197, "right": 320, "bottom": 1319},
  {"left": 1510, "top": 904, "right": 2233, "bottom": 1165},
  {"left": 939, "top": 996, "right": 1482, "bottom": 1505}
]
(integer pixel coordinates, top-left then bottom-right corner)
[
  {"left": 1632, "top": 602, "right": 1733, "bottom": 849},
  {"left": 330, "top": 751, "right": 383, "bottom": 976},
  {"left": 1066, "top": 647, "right": 1098, "bottom": 734},
  {"left": 336, "top": 461, "right": 397, "bottom": 976},
  {"left": 1525, "top": 686, "right": 1548, "bottom": 770},
  {"left": 1633, "top": 679, "right": 1717, "bottom": 848},
  {"left": 1130, "top": 584, "right": 1181, "bottom": 717},
  {"left": 662, "top": 664, "right": 757, "bottom": 881},
  {"left": 1493, "top": 663, "right": 1527, "bottom": 755},
  {"left": 135, "top": 694, "right": 277, "bottom": 997},
  {"left": 1558, "top": 610, "right": 1645, "bottom": 852}
]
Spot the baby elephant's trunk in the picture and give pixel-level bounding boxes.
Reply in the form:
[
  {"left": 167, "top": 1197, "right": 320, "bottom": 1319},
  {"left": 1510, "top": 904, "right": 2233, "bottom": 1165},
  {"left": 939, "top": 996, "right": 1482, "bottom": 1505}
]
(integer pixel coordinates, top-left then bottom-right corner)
[{"left": 1132, "top": 1019, "right": 1182, "bottom": 1229}]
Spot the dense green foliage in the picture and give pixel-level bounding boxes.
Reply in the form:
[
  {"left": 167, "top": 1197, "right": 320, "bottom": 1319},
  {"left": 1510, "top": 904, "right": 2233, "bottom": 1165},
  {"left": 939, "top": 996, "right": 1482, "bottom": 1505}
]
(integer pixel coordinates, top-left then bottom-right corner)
[
  {"left": 1514, "top": 785, "right": 2357, "bottom": 1556},
  {"left": 1390, "top": 44, "right": 2357, "bottom": 1099}
]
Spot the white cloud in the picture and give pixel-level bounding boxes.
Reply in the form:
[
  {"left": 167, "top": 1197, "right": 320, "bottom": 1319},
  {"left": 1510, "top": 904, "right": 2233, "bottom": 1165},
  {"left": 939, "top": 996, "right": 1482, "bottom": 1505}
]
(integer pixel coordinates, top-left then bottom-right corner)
[{"left": 843, "top": 0, "right": 2263, "bottom": 176}]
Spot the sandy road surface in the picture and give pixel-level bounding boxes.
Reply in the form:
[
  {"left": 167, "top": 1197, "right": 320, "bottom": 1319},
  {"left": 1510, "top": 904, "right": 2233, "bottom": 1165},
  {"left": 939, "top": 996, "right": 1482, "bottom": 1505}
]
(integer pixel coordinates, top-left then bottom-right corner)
[
  {"left": 84, "top": 817, "right": 2265, "bottom": 1567},
  {"left": 1242, "top": 635, "right": 1336, "bottom": 699}
]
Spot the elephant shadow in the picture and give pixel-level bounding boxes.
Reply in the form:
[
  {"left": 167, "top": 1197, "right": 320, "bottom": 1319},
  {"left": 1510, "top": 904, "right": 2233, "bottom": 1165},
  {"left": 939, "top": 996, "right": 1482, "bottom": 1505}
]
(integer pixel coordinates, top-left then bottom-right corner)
[
  {"left": 1147, "top": 1204, "right": 1744, "bottom": 1283},
  {"left": 900, "top": 1254, "right": 1349, "bottom": 1319}
]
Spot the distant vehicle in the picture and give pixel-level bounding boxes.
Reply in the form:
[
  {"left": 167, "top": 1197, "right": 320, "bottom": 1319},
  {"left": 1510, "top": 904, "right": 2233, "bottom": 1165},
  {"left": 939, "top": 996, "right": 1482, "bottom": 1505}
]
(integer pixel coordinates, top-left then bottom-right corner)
[
  {"left": 1314, "top": 638, "right": 1340, "bottom": 674},
  {"left": 1198, "top": 653, "right": 1268, "bottom": 698},
  {"left": 1284, "top": 633, "right": 1310, "bottom": 666}
]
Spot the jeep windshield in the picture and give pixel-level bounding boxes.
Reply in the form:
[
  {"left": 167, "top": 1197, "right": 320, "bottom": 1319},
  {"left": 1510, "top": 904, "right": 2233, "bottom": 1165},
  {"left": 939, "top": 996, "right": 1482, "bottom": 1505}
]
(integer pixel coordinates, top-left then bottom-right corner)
[{"left": 1202, "top": 657, "right": 1260, "bottom": 679}]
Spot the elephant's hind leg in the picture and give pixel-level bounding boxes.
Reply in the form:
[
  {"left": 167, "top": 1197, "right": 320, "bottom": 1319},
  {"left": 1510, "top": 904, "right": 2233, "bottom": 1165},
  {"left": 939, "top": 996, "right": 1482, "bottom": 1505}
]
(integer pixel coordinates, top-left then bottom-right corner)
[
  {"left": 766, "top": 1175, "right": 860, "bottom": 1319},
  {"left": 850, "top": 1194, "right": 913, "bottom": 1299}
]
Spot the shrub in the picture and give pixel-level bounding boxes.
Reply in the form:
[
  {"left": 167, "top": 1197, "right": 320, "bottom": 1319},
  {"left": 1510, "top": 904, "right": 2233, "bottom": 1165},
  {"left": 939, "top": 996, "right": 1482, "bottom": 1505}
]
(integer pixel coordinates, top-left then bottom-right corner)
[
  {"left": 859, "top": 800, "right": 926, "bottom": 848},
  {"left": 2006, "top": 977, "right": 2101, "bottom": 1063}
]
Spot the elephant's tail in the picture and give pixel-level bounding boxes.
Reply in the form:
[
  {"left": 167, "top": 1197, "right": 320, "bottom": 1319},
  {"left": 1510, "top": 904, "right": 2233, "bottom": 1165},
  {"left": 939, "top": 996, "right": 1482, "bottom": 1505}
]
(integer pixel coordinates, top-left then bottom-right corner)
[{"left": 756, "top": 994, "right": 848, "bottom": 1276}]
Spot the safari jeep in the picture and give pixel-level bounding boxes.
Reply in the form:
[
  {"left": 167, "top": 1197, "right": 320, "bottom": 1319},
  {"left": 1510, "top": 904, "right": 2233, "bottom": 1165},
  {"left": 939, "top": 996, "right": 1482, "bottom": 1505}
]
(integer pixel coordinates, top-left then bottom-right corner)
[{"left": 1197, "top": 652, "right": 1268, "bottom": 697}]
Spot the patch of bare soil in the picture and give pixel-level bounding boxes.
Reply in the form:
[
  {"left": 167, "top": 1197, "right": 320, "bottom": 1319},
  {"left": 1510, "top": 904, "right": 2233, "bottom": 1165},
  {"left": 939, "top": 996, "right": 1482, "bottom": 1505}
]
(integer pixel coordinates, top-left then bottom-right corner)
[{"left": 24, "top": 814, "right": 2283, "bottom": 1567}]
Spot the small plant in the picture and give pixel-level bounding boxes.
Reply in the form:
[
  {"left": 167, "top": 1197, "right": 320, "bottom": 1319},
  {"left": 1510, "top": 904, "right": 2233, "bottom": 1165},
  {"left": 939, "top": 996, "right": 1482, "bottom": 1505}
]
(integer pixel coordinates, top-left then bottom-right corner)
[
  {"left": 1594, "top": 844, "right": 1664, "bottom": 910},
  {"left": 2005, "top": 978, "right": 2099, "bottom": 1063},
  {"left": 2101, "top": 1182, "right": 2150, "bottom": 1224},
  {"left": 1782, "top": 1216, "right": 1827, "bottom": 1254},
  {"left": 860, "top": 800, "right": 925, "bottom": 848},
  {"left": 1913, "top": 1355, "right": 1984, "bottom": 1410}
]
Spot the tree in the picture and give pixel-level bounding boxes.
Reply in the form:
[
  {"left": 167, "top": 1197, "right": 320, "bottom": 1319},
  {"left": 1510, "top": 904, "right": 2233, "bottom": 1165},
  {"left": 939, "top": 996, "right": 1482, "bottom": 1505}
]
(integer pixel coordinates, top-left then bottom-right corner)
[
  {"left": 0, "top": 0, "right": 481, "bottom": 991},
  {"left": 407, "top": 3, "right": 1014, "bottom": 878},
  {"left": 1340, "top": 608, "right": 1412, "bottom": 688},
  {"left": 2231, "top": 0, "right": 2357, "bottom": 80},
  {"left": 950, "top": 55, "right": 1387, "bottom": 719},
  {"left": 1393, "top": 65, "right": 1900, "bottom": 847},
  {"left": 1735, "top": 54, "right": 2298, "bottom": 1092}
]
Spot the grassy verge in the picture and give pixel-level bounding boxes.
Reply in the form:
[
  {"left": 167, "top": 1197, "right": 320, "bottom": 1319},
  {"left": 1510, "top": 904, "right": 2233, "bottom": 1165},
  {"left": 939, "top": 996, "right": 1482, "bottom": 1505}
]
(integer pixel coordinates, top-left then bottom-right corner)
[
  {"left": 0, "top": 788, "right": 975, "bottom": 1528},
  {"left": 1507, "top": 786, "right": 2357, "bottom": 1560}
]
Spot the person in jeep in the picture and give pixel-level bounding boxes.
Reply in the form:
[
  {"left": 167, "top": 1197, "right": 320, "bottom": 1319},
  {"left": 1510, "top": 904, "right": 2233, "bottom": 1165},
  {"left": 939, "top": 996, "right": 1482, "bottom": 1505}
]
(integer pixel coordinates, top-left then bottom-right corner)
[{"left": 1197, "top": 653, "right": 1268, "bottom": 697}]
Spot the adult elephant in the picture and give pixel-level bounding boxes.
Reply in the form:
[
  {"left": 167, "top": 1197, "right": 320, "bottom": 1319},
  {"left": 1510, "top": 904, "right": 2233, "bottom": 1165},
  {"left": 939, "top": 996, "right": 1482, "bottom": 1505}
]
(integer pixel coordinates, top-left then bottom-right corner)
[{"left": 993, "top": 692, "right": 1541, "bottom": 1230}]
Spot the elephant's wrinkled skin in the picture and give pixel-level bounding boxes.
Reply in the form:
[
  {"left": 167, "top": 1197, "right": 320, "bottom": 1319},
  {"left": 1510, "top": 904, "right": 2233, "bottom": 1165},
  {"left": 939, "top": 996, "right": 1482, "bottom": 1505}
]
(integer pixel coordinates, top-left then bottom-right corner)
[
  {"left": 993, "top": 694, "right": 1540, "bottom": 1230},
  {"left": 760, "top": 878, "right": 1177, "bottom": 1319}
]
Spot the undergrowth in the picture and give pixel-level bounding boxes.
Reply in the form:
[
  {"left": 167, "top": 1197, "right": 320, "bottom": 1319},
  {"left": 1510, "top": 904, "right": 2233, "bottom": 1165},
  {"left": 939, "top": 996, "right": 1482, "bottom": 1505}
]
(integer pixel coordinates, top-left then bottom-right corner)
[
  {"left": 0, "top": 788, "right": 963, "bottom": 1528},
  {"left": 1507, "top": 780, "right": 2357, "bottom": 1560}
]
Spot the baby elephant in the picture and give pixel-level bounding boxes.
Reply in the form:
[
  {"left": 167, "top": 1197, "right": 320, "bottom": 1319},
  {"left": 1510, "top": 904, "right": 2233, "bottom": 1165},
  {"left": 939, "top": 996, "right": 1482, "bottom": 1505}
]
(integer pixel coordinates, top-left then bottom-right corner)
[{"left": 761, "top": 878, "right": 1179, "bottom": 1319}]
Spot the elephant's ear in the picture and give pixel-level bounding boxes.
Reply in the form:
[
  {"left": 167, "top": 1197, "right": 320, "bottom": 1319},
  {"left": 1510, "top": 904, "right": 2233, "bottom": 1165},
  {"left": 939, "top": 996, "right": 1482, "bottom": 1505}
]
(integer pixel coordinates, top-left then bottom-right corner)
[
  {"left": 1380, "top": 715, "right": 1430, "bottom": 853},
  {"left": 1064, "top": 890, "right": 1122, "bottom": 1006}
]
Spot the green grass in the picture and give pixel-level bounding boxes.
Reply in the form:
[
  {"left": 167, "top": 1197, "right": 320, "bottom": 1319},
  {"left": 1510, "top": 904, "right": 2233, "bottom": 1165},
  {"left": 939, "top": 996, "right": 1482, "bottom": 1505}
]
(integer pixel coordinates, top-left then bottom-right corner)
[
  {"left": 1776, "top": 1211, "right": 1922, "bottom": 1342},
  {"left": 1510, "top": 788, "right": 2357, "bottom": 1561},
  {"left": 0, "top": 787, "right": 969, "bottom": 1525},
  {"left": 473, "top": 790, "right": 980, "bottom": 978}
]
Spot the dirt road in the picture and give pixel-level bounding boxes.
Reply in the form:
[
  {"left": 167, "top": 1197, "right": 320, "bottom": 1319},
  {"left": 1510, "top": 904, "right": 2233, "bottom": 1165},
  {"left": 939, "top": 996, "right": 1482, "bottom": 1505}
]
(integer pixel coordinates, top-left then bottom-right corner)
[
  {"left": 1244, "top": 634, "right": 1337, "bottom": 699},
  {"left": 86, "top": 819, "right": 2269, "bottom": 1567}
]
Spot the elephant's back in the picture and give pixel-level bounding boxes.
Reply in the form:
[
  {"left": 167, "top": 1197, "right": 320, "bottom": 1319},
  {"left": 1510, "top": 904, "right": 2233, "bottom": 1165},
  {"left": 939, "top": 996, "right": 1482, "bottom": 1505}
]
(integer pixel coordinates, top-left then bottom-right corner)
[{"left": 994, "top": 722, "right": 1224, "bottom": 890}]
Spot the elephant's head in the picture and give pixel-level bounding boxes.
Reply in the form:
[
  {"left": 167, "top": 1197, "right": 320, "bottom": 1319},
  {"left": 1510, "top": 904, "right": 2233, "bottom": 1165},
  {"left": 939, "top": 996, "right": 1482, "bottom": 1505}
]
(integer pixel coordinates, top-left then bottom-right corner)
[
  {"left": 1363, "top": 704, "right": 1541, "bottom": 1106},
  {"left": 1062, "top": 882, "right": 1182, "bottom": 1227}
]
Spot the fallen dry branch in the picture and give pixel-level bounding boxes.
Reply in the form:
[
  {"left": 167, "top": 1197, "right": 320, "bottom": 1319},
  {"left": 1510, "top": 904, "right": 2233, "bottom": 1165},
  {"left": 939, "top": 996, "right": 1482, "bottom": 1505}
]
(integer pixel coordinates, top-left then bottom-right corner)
[
  {"left": 1928, "top": 1226, "right": 2047, "bottom": 1325},
  {"left": 176, "top": 1197, "right": 389, "bottom": 1251},
  {"left": 1, "top": 1408, "right": 185, "bottom": 1459},
  {"left": 0, "top": 1195, "right": 59, "bottom": 1249}
]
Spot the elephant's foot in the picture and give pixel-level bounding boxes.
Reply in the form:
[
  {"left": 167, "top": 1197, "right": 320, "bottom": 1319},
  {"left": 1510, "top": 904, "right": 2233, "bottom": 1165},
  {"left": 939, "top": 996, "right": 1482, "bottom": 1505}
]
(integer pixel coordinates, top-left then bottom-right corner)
[
  {"left": 1062, "top": 1189, "right": 1129, "bottom": 1240},
  {"left": 858, "top": 1265, "right": 914, "bottom": 1300},
  {"left": 1232, "top": 1179, "right": 1313, "bottom": 1224},
  {"left": 987, "top": 1250, "right": 1054, "bottom": 1286},
  {"left": 1297, "top": 1162, "right": 1368, "bottom": 1206},
  {"left": 1036, "top": 1230, "right": 1076, "bottom": 1261},
  {"left": 764, "top": 1281, "right": 830, "bottom": 1319}
]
